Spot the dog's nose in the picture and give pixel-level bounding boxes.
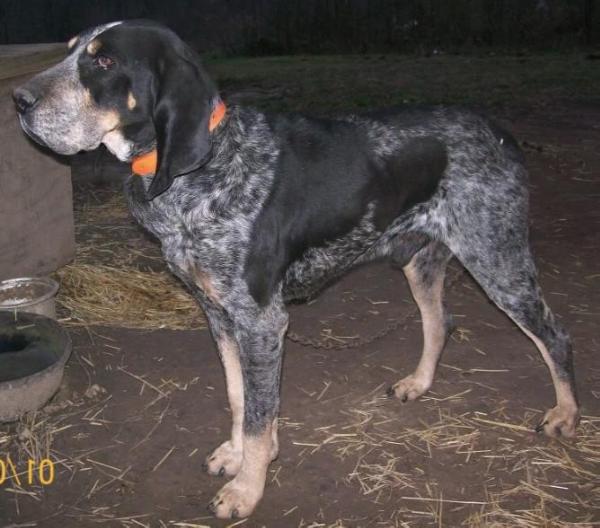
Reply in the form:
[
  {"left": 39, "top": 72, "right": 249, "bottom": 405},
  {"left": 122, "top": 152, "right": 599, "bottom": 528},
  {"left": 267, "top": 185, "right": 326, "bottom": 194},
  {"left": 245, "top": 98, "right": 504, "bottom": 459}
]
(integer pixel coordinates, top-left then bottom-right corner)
[{"left": 13, "top": 87, "right": 39, "bottom": 114}]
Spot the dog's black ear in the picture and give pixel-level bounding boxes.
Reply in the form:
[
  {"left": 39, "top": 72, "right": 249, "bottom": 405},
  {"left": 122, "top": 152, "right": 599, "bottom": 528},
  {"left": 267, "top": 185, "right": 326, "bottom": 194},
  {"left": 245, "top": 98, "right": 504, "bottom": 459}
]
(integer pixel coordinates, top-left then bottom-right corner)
[{"left": 147, "top": 46, "right": 218, "bottom": 199}]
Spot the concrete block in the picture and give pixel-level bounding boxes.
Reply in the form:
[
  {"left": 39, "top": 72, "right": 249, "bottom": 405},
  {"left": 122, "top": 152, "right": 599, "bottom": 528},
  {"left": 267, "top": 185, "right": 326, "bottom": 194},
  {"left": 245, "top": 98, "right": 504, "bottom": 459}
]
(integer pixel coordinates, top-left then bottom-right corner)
[{"left": 0, "top": 62, "right": 75, "bottom": 281}]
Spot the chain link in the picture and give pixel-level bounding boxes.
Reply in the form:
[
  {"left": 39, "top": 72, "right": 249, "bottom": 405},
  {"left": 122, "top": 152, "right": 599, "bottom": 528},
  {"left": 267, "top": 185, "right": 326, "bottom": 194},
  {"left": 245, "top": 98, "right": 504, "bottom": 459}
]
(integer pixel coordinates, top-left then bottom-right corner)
[{"left": 286, "top": 267, "right": 464, "bottom": 350}]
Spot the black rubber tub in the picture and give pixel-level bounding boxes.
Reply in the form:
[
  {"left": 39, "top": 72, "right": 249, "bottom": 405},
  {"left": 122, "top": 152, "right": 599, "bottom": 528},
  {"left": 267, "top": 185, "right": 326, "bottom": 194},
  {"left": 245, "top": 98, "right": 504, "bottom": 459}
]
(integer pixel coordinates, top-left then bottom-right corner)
[{"left": 0, "top": 311, "right": 71, "bottom": 421}]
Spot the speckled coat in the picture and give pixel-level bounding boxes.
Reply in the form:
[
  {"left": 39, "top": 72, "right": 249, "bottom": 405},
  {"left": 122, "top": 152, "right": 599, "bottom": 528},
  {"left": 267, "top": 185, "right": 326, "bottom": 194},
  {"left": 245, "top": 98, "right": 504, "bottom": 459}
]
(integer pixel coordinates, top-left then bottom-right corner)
[{"left": 14, "top": 20, "right": 579, "bottom": 519}]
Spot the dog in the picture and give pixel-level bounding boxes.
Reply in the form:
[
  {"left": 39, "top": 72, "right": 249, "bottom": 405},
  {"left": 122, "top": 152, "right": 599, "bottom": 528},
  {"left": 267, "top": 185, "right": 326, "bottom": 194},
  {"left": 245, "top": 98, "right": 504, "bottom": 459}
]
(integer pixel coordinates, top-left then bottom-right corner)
[{"left": 14, "top": 20, "right": 579, "bottom": 519}]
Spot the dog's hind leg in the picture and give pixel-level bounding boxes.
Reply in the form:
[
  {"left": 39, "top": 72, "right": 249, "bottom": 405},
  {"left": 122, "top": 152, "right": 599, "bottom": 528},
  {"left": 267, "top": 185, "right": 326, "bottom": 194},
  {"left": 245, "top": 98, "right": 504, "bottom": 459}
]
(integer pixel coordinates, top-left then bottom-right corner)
[
  {"left": 461, "top": 252, "right": 578, "bottom": 436},
  {"left": 388, "top": 241, "right": 453, "bottom": 401},
  {"left": 443, "top": 183, "right": 579, "bottom": 437}
]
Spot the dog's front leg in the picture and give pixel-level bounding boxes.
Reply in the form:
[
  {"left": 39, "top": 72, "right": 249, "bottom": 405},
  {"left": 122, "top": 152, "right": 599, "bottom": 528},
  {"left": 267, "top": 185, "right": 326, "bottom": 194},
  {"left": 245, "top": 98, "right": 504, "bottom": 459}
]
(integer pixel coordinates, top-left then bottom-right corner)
[
  {"left": 204, "top": 325, "right": 245, "bottom": 477},
  {"left": 208, "top": 299, "right": 288, "bottom": 519}
]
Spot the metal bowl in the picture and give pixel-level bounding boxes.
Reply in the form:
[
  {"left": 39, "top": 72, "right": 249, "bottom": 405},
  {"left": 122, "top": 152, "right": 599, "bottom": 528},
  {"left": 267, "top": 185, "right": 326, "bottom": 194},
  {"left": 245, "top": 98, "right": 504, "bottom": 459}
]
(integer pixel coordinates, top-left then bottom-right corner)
[
  {"left": 0, "top": 277, "right": 59, "bottom": 319},
  {"left": 0, "top": 311, "right": 71, "bottom": 422}
]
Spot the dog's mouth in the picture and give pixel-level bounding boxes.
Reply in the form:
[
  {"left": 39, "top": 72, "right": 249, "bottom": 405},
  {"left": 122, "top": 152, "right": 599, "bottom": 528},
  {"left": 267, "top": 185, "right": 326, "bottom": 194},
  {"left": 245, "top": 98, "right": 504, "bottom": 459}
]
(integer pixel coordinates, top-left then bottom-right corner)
[
  {"left": 19, "top": 115, "right": 91, "bottom": 155},
  {"left": 18, "top": 116, "right": 48, "bottom": 149}
]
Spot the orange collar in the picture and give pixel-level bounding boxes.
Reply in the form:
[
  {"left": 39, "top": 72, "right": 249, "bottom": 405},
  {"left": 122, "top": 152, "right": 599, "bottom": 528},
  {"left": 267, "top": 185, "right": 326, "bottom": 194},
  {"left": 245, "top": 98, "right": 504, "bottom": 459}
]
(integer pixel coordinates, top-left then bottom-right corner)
[
  {"left": 209, "top": 99, "right": 226, "bottom": 133},
  {"left": 131, "top": 99, "right": 226, "bottom": 176}
]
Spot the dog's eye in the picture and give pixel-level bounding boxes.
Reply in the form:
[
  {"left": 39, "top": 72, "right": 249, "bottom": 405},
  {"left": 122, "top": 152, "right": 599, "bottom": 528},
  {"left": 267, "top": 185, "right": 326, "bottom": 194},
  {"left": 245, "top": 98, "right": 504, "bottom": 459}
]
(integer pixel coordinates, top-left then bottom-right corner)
[{"left": 94, "top": 55, "right": 115, "bottom": 70}]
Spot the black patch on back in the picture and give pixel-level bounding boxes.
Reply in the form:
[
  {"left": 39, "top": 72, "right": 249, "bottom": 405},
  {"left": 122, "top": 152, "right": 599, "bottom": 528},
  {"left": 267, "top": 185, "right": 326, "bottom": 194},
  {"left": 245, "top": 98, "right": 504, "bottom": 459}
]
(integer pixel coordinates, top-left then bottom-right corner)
[
  {"left": 244, "top": 111, "right": 447, "bottom": 306},
  {"left": 371, "top": 137, "right": 447, "bottom": 230}
]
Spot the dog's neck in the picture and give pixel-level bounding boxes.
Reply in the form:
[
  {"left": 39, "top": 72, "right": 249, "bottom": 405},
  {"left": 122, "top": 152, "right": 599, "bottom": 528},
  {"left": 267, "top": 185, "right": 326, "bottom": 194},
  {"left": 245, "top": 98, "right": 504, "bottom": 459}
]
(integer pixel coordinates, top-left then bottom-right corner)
[{"left": 131, "top": 98, "right": 227, "bottom": 176}]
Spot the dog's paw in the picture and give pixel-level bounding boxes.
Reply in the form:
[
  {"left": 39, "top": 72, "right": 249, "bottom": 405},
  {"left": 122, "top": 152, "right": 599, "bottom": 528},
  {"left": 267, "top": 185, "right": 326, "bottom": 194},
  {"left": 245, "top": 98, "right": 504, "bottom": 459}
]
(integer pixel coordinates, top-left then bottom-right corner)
[
  {"left": 536, "top": 405, "right": 579, "bottom": 438},
  {"left": 208, "top": 476, "right": 263, "bottom": 519},
  {"left": 204, "top": 440, "right": 243, "bottom": 477},
  {"left": 387, "top": 373, "right": 431, "bottom": 402}
]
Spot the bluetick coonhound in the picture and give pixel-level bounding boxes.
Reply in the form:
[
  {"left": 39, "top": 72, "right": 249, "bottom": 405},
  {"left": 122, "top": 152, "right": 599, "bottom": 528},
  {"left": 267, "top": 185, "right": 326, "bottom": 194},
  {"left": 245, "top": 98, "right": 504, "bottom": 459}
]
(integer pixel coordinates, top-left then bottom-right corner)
[{"left": 14, "top": 20, "right": 579, "bottom": 518}]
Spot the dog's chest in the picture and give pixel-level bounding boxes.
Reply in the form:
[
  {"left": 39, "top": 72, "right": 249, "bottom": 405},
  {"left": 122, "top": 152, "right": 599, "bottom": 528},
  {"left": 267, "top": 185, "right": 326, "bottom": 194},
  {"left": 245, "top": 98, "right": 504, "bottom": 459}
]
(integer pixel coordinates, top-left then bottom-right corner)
[{"left": 125, "top": 177, "right": 245, "bottom": 288}]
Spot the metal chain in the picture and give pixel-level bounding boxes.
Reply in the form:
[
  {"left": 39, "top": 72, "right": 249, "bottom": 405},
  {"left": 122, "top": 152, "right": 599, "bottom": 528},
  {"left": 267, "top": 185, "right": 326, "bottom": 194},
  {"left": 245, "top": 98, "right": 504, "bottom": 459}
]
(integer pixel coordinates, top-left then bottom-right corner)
[{"left": 286, "top": 267, "right": 465, "bottom": 350}]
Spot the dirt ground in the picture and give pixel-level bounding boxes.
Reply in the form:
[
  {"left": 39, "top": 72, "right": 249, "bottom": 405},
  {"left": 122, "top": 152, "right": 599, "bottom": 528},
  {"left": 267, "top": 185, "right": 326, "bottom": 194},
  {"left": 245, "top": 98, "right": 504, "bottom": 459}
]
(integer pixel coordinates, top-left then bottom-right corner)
[{"left": 1, "top": 55, "right": 599, "bottom": 527}]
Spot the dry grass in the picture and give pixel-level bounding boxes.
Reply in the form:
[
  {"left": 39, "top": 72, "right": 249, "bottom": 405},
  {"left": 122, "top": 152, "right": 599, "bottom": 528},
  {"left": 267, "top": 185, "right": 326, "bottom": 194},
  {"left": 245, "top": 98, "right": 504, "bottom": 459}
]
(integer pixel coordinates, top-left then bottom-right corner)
[
  {"left": 303, "top": 392, "right": 600, "bottom": 527},
  {"left": 55, "top": 190, "right": 206, "bottom": 330},
  {"left": 0, "top": 388, "right": 114, "bottom": 510},
  {"left": 1, "top": 412, "right": 55, "bottom": 465},
  {"left": 56, "top": 264, "right": 204, "bottom": 330},
  {"left": 0, "top": 362, "right": 204, "bottom": 523}
]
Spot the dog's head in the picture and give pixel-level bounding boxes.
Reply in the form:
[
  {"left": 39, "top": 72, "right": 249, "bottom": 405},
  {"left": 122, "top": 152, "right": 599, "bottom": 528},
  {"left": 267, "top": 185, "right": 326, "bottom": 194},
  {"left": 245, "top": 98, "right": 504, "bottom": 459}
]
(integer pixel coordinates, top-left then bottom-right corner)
[{"left": 14, "top": 20, "right": 219, "bottom": 198}]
